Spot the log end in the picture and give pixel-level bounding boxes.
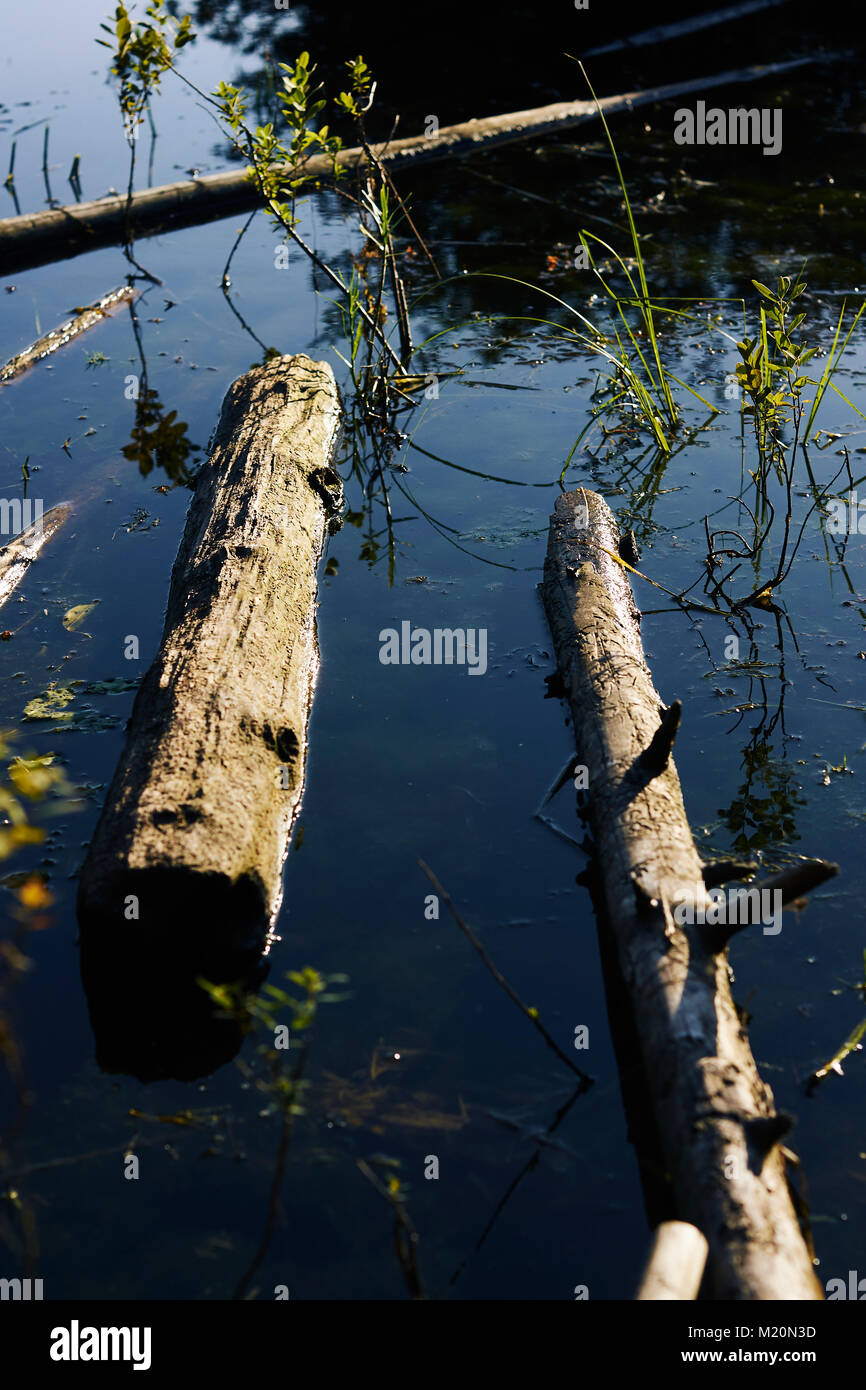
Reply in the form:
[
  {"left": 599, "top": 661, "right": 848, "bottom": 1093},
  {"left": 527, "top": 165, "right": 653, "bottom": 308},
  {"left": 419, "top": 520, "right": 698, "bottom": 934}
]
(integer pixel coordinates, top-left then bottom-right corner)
[{"left": 76, "top": 864, "right": 273, "bottom": 1082}]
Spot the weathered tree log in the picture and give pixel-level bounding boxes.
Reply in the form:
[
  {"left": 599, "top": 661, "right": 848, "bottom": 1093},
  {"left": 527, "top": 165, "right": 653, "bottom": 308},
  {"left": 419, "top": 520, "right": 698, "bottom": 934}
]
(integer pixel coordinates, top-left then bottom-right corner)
[
  {"left": 584, "top": 0, "right": 790, "bottom": 58},
  {"left": 77, "top": 353, "right": 342, "bottom": 954},
  {"left": 0, "top": 501, "right": 72, "bottom": 609},
  {"left": 0, "top": 58, "right": 813, "bottom": 276},
  {"left": 635, "top": 1220, "right": 709, "bottom": 1300},
  {"left": 541, "top": 489, "right": 823, "bottom": 1300},
  {"left": 0, "top": 287, "right": 135, "bottom": 386}
]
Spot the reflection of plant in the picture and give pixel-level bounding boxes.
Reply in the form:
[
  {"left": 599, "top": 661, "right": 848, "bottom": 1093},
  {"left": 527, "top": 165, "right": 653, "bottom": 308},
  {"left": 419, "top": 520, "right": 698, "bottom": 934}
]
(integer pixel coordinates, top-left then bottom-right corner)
[
  {"left": 121, "top": 384, "right": 198, "bottom": 482},
  {"left": 1, "top": 730, "right": 79, "bottom": 1243},
  {"left": 0, "top": 733, "right": 72, "bottom": 863},
  {"left": 357, "top": 1156, "right": 425, "bottom": 1300},
  {"left": 718, "top": 737, "right": 804, "bottom": 855},
  {"left": 199, "top": 966, "right": 348, "bottom": 1299}
]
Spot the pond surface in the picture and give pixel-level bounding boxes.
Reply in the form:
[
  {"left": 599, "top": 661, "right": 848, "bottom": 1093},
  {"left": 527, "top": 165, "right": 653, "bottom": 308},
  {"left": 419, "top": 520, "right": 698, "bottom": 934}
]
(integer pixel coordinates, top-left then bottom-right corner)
[{"left": 0, "top": 0, "right": 864, "bottom": 1299}]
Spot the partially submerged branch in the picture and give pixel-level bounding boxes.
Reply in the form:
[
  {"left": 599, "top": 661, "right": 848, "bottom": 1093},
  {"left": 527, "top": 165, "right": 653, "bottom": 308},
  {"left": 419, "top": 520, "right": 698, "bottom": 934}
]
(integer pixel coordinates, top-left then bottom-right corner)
[
  {"left": 0, "top": 286, "right": 135, "bottom": 387},
  {"left": 0, "top": 58, "right": 818, "bottom": 275},
  {"left": 541, "top": 487, "right": 825, "bottom": 1299}
]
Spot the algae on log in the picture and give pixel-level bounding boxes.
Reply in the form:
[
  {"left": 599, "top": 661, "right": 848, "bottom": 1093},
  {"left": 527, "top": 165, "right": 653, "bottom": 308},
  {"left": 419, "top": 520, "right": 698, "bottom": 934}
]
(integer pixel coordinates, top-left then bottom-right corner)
[
  {"left": 541, "top": 490, "right": 824, "bottom": 1300},
  {"left": 77, "top": 354, "right": 342, "bottom": 957}
]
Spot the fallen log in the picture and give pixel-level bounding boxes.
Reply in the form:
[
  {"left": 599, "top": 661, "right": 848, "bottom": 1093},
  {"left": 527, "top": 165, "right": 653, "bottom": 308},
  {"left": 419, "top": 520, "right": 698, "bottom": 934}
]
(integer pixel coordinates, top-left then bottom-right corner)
[
  {"left": 584, "top": 0, "right": 790, "bottom": 58},
  {"left": 541, "top": 489, "right": 825, "bottom": 1300},
  {"left": 0, "top": 501, "right": 72, "bottom": 609},
  {"left": 0, "top": 287, "right": 135, "bottom": 386},
  {"left": 0, "top": 58, "right": 814, "bottom": 276},
  {"left": 635, "top": 1220, "right": 709, "bottom": 1300},
  {"left": 77, "top": 353, "right": 342, "bottom": 951}
]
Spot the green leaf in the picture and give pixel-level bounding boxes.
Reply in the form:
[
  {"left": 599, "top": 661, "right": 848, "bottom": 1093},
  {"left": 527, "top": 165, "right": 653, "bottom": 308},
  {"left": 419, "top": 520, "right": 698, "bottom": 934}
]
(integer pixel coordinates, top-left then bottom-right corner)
[{"left": 23, "top": 685, "right": 77, "bottom": 721}]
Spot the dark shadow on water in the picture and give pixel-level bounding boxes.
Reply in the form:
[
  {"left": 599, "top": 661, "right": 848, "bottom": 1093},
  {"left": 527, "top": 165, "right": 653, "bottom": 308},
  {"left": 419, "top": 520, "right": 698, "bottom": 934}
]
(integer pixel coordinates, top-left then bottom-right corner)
[{"left": 78, "top": 890, "right": 270, "bottom": 1083}]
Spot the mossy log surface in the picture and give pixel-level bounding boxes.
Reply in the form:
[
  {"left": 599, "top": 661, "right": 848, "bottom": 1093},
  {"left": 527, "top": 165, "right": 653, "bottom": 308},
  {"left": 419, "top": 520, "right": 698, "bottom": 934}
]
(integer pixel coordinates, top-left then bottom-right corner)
[
  {"left": 541, "top": 489, "right": 823, "bottom": 1300},
  {"left": 77, "top": 354, "right": 342, "bottom": 953}
]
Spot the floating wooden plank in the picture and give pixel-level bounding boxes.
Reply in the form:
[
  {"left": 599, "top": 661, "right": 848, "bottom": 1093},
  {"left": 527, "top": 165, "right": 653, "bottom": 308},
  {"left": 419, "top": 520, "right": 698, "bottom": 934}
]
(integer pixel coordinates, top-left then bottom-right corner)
[
  {"left": 0, "top": 58, "right": 815, "bottom": 275},
  {"left": 77, "top": 354, "right": 342, "bottom": 952},
  {"left": 541, "top": 489, "right": 825, "bottom": 1300},
  {"left": 635, "top": 1220, "right": 709, "bottom": 1300},
  {"left": 0, "top": 286, "right": 135, "bottom": 386},
  {"left": 0, "top": 501, "right": 72, "bottom": 609}
]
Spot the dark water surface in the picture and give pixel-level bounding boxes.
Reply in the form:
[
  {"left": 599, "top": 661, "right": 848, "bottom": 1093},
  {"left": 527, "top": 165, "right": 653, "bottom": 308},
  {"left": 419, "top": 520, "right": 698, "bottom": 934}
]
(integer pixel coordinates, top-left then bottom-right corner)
[{"left": 1, "top": 1, "right": 864, "bottom": 1299}]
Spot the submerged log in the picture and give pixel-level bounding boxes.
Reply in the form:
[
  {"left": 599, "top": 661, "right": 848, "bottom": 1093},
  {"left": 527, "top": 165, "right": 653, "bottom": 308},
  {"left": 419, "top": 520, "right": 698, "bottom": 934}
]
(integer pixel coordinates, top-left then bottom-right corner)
[
  {"left": 584, "top": 0, "right": 789, "bottom": 57},
  {"left": 541, "top": 490, "right": 824, "bottom": 1300},
  {"left": 0, "top": 501, "right": 72, "bottom": 609},
  {"left": 0, "top": 58, "right": 814, "bottom": 275},
  {"left": 77, "top": 353, "right": 342, "bottom": 956},
  {"left": 0, "top": 287, "right": 135, "bottom": 386}
]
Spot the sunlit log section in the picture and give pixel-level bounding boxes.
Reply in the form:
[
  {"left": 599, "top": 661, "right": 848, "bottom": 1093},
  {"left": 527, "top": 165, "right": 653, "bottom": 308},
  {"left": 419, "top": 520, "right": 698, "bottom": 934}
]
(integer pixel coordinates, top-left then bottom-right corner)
[
  {"left": 0, "top": 58, "right": 812, "bottom": 274},
  {"left": 542, "top": 488, "right": 824, "bottom": 1300},
  {"left": 77, "top": 354, "right": 342, "bottom": 950}
]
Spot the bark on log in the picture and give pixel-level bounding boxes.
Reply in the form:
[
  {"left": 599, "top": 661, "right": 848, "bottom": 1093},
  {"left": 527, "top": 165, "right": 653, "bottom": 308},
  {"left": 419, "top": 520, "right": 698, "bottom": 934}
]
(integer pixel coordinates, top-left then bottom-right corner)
[
  {"left": 77, "top": 353, "right": 342, "bottom": 955},
  {"left": 635, "top": 1221, "right": 709, "bottom": 1300},
  {"left": 0, "top": 58, "right": 814, "bottom": 276},
  {"left": 541, "top": 489, "right": 823, "bottom": 1300}
]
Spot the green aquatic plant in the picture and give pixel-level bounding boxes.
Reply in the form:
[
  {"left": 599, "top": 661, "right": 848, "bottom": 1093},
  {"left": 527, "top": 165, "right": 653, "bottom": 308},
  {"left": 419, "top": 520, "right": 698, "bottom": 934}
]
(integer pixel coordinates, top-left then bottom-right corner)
[
  {"left": 98, "top": 1, "right": 195, "bottom": 272},
  {"left": 706, "top": 272, "right": 866, "bottom": 610},
  {"left": 98, "top": 1, "right": 193, "bottom": 163}
]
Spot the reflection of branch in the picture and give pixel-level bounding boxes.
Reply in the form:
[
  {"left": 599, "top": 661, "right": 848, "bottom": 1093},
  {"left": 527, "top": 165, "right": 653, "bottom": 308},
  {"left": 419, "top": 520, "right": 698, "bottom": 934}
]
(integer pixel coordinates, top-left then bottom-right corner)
[
  {"left": 232, "top": 1035, "right": 311, "bottom": 1301},
  {"left": 390, "top": 473, "right": 519, "bottom": 572},
  {"left": 356, "top": 1159, "right": 426, "bottom": 1300},
  {"left": 448, "top": 1082, "right": 586, "bottom": 1290},
  {"left": 408, "top": 437, "right": 555, "bottom": 490},
  {"left": 2, "top": 1137, "right": 163, "bottom": 1184},
  {"left": 220, "top": 209, "right": 275, "bottom": 358},
  {"left": 122, "top": 295, "right": 199, "bottom": 483},
  {"left": 418, "top": 861, "right": 593, "bottom": 1087}
]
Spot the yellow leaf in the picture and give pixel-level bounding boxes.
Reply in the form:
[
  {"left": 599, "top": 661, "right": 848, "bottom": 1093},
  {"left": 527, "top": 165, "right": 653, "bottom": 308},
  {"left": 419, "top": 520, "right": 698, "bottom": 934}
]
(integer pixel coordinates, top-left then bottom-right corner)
[
  {"left": 17, "top": 877, "right": 53, "bottom": 910},
  {"left": 8, "top": 755, "right": 58, "bottom": 800},
  {"left": 62, "top": 601, "right": 100, "bottom": 631}
]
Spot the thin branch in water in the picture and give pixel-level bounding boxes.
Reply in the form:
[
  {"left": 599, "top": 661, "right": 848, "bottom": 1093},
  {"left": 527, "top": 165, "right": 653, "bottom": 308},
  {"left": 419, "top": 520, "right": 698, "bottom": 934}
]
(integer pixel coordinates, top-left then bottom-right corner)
[
  {"left": 449, "top": 1081, "right": 587, "bottom": 1289},
  {"left": 418, "top": 860, "right": 593, "bottom": 1088},
  {"left": 356, "top": 1159, "right": 426, "bottom": 1299},
  {"left": 232, "top": 1035, "right": 311, "bottom": 1301}
]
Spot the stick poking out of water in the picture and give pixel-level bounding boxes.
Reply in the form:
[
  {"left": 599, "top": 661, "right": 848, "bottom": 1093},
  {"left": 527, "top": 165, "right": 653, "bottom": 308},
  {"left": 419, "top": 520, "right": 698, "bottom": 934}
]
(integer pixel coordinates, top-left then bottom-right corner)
[
  {"left": 0, "top": 501, "right": 72, "bottom": 610},
  {"left": 0, "top": 286, "right": 135, "bottom": 387}
]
